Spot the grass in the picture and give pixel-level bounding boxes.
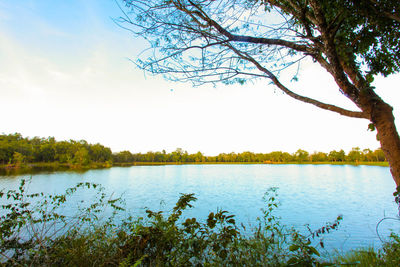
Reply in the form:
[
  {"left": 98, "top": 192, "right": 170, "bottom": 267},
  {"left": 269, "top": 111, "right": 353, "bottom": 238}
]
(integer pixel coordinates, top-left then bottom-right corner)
[{"left": 329, "top": 239, "right": 400, "bottom": 266}]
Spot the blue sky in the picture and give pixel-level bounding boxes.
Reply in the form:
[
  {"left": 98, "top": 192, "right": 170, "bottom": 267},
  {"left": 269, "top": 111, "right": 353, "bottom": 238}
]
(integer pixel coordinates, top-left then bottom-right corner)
[{"left": 1, "top": 0, "right": 399, "bottom": 155}]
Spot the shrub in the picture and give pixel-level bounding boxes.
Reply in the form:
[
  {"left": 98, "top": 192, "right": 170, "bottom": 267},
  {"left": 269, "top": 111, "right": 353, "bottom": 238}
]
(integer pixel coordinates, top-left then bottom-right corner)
[{"left": 0, "top": 178, "right": 125, "bottom": 266}]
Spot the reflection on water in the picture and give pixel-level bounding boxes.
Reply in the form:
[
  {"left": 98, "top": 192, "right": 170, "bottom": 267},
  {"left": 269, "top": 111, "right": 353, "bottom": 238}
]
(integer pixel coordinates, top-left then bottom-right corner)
[
  {"left": 0, "top": 164, "right": 398, "bottom": 252},
  {"left": 0, "top": 166, "right": 91, "bottom": 176}
]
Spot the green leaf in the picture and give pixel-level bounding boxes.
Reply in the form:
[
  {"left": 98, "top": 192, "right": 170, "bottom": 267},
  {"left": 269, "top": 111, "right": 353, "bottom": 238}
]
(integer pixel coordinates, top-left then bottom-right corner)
[
  {"left": 368, "top": 123, "right": 375, "bottom": 132},
  {"left": 227, "top": 219, "right": 235, "bottom": 224},
  {"left": 309, "top": 246, "right": 320, "bottom": 256},
  {"left": 287, "top": 257, "right": 298, "bottom": 265}
]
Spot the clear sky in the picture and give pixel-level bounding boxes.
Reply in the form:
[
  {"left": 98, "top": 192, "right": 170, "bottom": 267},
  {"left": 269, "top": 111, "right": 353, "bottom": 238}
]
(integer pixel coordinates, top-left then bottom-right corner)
[{"left": 1, "top": 0, "right": 399, "bottom": 155}]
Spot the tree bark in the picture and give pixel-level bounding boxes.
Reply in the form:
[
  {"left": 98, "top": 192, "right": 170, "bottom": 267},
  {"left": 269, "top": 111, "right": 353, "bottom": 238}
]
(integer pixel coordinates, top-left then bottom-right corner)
[{"left": 361, "top": 92, "right": 400, "bottom": 187}]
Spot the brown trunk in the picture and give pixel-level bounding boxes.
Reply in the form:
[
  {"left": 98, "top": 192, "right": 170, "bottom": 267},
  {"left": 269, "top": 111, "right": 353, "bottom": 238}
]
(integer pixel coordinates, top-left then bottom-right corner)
[{"left": 366, "top": 98, "right": 400, "bottom": 187}]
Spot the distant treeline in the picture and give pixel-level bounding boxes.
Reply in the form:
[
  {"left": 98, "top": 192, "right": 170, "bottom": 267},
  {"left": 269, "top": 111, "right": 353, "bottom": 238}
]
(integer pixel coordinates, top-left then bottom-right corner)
[
  {"left": 0, "top": 133, "right": 386, "bottom": 167},
  {"left": 113, "top": 148, "right": 385, "bottom": 163},
  {"left": 0, "top": 133, "right": 112, "bottom": 166}
]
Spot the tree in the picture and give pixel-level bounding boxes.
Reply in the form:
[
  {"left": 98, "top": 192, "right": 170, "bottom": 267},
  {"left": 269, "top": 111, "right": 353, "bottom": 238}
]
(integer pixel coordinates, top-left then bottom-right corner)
[
  {"left": 294, "top": 149, "right": 309, "bottom": 162},
  {"left": 73, "top": 147, "right": 90, "bottom": 166},
  {"left": 113, "top": 150, "right": 135, "bottom": 163},
  {"left": 347, "top": 147, "right": 362, "bottom": 162},
  {"left": 194, "top": 151, "right": 205, "bottom": 162},
  {"left": 119, "top": 0, "right": 400, "bottom": 186},
  {"left": 328, "top": 149, "right": 346, "bottom": 162},
  {"left": 171, "top": 148, "right": 185, "bottom": 162},
  {"left": 89, "top": 143, "right": 112, "bottom": 162},
  {"left": 12, "top": 152, "right": 25, "bottom": 167},
  {"left": 310, "top": 151, "right": 328, "bottom": 162},
  {"left": 38, "top": 143, "right": 56, "bottom": 162},
  {"left": 373, "top": 148, "right": 386, "bottom": 162},
  {"left": 362, "top": 148, "right": 374, "bottom": 162}
]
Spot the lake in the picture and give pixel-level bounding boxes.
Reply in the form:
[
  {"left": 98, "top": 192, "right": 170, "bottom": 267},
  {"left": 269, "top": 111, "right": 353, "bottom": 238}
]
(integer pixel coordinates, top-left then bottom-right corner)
[{"left": 0, "top": 164, "right": 399, "bottom": 253}]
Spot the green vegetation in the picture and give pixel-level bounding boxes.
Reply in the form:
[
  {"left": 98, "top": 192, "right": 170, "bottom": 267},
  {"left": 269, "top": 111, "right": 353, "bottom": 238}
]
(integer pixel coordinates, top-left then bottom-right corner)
[
  {"left": 113, "top": 148, "right": 386, "bottom": 165},
  {"left": 1, "top": 179, "right": 399, "bottom": 266},
  {"left": 0, "top": 133, "right": 387, "bottom": 173},
  {"left": 0, "top": 133, "right": 112, "bottom": 169}
]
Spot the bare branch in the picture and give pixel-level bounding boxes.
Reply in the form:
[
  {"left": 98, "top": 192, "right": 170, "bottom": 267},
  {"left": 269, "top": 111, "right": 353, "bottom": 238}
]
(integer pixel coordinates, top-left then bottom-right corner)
[
  {"left": 225, "top": 43, "right": 368, "bottom": 119},
  {"left": 187, "top": 1, "right": 313, "bottom": 53}
]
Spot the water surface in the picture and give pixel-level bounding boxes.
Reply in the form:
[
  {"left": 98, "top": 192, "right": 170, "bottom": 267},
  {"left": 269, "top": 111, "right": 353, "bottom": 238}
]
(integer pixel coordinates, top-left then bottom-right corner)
[{"left": 0, "top": 164, "right": 398, "bottom": 252}]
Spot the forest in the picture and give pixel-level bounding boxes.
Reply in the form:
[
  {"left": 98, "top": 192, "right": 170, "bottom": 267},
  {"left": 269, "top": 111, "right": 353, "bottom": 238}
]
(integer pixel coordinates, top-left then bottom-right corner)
[
  {"left": 0, "top": 133, "right": 112, "bottom": 167},
  {"left": 0, "top": 133, "right": 386, "bottom": 167}
]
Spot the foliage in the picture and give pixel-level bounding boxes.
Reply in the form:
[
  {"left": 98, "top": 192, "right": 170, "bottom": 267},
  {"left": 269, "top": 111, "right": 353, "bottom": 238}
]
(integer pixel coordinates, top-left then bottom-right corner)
[
  {"left": 0, "top": 180, "right": 344, "bottom": 266},
  {"left": 11, "top": 152, "right": 24, "bottom": 167},
  {"left": 331, "top": 233, "right": 400, "bottom": 266},
  {"left": 0, "top": 133, "right": 387, "bottom": 171},
  {"left": 0, "top": 133, "right": 112, "bottom": 167},
  {"left": 0, "top": 178, "right": 125, "bottom": 266},
  {"left": 334, "top": 0, "right": 400, "bottom": 77},
  {"left": 113, "top": 147, "right": 386, "bottom": 164}
]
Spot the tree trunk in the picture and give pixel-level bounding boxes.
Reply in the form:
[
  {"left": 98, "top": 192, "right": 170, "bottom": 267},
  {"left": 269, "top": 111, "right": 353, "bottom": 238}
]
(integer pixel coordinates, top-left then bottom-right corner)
[{"left": 365, "top": 96, "right": 400, "bottom": 187}]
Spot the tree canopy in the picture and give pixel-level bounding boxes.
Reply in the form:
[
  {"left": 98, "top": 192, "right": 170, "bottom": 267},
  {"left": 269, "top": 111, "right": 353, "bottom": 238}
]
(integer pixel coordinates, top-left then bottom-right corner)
[
  {"left": 113, "top": 147, "right": 386, "bottom": 164},
  {"left": 0, "top": 133, "right": 112, "bottom": 166},
  {"left": 118, "top": 0, "right": 399, "bottom": 117}
]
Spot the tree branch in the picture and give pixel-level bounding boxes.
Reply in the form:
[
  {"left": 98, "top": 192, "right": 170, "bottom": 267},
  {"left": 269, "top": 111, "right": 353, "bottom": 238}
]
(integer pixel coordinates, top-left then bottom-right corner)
[
  {"left": 308, "top": 0, "right": 361, "bottom": 102},
  {"left": 175, "top": 0, "right": 314, "bottom": 54},
  {"left": 368, "top": 0, "right": 400, "bottom": 23},
  {"left": 226, "top": 43, "right": 368, "bottom": 119}
]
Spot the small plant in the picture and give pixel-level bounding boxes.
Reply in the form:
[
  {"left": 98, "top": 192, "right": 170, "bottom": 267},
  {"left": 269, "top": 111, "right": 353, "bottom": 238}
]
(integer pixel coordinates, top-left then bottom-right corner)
[
  {"left": 11, "top": 152, "right": 25, "bottom": 168},
  {"left": 0, "top": 178, "right": 125, "bottom": 266},
  {"left": 115, "top": 187, "right": 343, "bottom": 266}
]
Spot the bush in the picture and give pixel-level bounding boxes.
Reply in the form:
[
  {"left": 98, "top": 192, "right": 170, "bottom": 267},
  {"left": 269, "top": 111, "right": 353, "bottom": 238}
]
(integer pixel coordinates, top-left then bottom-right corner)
[{"left": 0, "top": 178, "right": 126, "bottom": 266}]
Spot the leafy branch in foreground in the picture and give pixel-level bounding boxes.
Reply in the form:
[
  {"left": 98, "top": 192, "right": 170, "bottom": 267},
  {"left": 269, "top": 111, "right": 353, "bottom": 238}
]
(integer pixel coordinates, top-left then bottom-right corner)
[{"left": 0, "top": 178, "right": 125, "bottom": 265}]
